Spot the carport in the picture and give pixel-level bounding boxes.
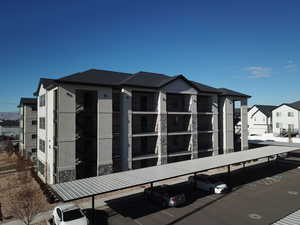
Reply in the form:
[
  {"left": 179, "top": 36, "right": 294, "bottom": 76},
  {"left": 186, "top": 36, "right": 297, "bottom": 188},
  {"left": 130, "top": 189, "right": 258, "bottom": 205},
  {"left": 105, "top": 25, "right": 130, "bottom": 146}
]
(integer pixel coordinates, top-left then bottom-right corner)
[{"left": 51, "top": 145, "right": 299, "bottom": 224}]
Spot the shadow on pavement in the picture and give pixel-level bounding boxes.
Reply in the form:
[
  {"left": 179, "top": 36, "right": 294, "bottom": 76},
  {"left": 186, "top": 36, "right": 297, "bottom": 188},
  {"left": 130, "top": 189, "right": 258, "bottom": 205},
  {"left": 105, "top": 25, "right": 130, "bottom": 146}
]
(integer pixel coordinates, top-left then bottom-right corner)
[
  {"left": 105, "top": 157, "right": 300, "bottom": 223},
  {"left": 83, "top": 208, "right": 109, "bottom": 225}
]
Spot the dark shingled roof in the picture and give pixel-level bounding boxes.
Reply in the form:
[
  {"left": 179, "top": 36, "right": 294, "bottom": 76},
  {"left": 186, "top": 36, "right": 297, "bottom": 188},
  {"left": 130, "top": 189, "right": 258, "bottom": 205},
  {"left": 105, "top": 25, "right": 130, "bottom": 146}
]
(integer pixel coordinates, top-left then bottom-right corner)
[
  {"left": 121, "top": 71, "right": 174, "bottom": 88},
  {"left": 218, "top": 88, "right": 251, "bottom": 98},
  {"left": 18, "top": 98, "right": 36, "bottom": 107},
  {"left": 253, "top": 105, "right": 277, "bottom": 117},
  {"left": 288, "top": 100, "right": 300, "bottom": 111},
  {"left": 192, "top": 81, "right": 221, "bottom": 94},
  {"left": 34, "top": 78, "right": 56, "bottom": 96},
  {"left": 57, "top": 69, "right": 131, "bottom": 86},
  {"left": 34, "top": 68, "right": 249, "bottom": 96}
]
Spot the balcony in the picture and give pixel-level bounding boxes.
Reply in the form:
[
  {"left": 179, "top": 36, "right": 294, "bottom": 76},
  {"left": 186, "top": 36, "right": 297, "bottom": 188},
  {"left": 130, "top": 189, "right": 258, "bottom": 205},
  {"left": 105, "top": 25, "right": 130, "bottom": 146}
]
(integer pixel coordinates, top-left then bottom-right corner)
[
  {"left": 198, "top": 114, "right": 213, "bottom": 132},
  {"left": 197, "top": 96, "right": 213, "bottom": 113},
  {"left": 132, "top": 158, "right": 158, "bottom": 169},
  {"left": 132, "top": 136, "right": 158, "bottom": 158},
  {"left": 167, "top": 114, "right": 191, "bottom": 133},
  {"left": 168, "top": 155, "right": 191, "bottom": 163},
  {"left": 167, "top": 134, "right": 191, "bottom": 155},
  {"left": 198, "top": 133, "right": 213, "bottom": 151},
  {"left": 167, "top": 94, "right": 190, "bottom": 112},
  {"left": 132, "top": 114, "right": 158, "bottom": 135},
  {"left": 132, "top": 91, "right": 158, "bottom": 112}
]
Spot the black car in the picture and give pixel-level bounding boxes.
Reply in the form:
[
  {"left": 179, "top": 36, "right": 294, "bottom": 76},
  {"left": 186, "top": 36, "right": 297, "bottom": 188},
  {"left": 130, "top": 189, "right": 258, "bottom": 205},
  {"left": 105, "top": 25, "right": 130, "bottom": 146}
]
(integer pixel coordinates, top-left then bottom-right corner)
[{"left": 144, "top": 184, "right": 186, "bottom": 207}]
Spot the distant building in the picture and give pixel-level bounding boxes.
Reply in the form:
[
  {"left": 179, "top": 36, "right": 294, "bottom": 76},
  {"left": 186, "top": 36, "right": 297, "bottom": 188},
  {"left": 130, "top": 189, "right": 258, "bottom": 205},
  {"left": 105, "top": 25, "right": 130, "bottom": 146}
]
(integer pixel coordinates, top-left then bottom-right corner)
[
  {"left": 0, "top": 120, "right": 20, "bottom": 137},
  {"left": 18, "top": 98, "right": 37, "bottom": 161},
  {"left": 248, "top": 105, "right": 277, "bottom": 135},
  {"left": 272, "top": 101, "right": 300, "bottom": 136},
  {"left": 34, "top": 69, "right": 250, "bottom": 184}
]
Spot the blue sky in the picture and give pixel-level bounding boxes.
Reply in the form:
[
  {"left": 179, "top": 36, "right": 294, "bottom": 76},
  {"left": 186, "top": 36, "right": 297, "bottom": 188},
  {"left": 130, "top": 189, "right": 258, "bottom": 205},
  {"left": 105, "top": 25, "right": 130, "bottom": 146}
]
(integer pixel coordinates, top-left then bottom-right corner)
[{"left": 0, "top": 0, "right": 299, "bottom": 111}]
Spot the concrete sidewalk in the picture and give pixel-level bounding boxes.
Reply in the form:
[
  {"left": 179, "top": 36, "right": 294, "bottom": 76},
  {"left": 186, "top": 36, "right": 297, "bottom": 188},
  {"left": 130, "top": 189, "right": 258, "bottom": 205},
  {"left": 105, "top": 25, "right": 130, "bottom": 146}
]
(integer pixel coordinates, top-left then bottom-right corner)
[{"left": 0, "top": 157, "right": 279, "bottom": 225}]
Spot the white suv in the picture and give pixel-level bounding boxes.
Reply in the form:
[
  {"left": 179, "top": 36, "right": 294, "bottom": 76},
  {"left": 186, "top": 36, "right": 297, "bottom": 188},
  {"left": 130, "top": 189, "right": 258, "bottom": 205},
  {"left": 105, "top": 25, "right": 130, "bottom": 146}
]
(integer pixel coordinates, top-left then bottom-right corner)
[
  {"left": 188, "top": 174, "right": 228, "bottom": 194},
  {"left": 53, "top": 203, "right": 89, "bottom": 225}
]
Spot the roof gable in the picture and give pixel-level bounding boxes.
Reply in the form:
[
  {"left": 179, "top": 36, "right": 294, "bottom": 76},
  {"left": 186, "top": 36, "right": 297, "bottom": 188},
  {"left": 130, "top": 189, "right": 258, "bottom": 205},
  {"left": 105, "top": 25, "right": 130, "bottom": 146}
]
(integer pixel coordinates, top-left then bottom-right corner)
[
  {"left": 273, "top": 101, "right": 300, "bottom": 112},
  {"left": 34, "top": 78, "right": 56, "bottom": 96},
  {"left": 253, "top": 105, "right": 277, "bottom": 117},
  {"left": 161, "top": 76, "right": 198, "bottom": 94}
]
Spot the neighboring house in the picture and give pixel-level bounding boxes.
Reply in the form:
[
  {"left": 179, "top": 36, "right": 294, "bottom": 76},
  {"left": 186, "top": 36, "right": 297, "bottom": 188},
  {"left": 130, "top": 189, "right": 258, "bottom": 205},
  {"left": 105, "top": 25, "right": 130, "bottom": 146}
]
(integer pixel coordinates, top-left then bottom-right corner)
[
  {"left": 34, "top": 69, "right": 250, "bottom": 184},
  {"left": 18, "top": 98, "right": 37, "bottom": 161},
  {"left": 0, "top": 120, "right": 20, "bottom": 137},
  {"left": 248, "top": 105, "right": 277, "bottom": 135},
  {"left": 272, "top": 101, "right": 300, "bottom": 136}
]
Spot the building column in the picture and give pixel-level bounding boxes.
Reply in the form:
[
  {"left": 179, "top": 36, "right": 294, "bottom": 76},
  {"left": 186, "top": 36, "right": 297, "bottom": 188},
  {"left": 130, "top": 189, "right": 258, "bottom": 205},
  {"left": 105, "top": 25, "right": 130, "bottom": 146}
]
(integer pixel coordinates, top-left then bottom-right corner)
[
  {"left": 97, "top": 88, "right": 113, "bottom": 175},
  {"left": 157, "top": 91, "right": 168, "bottom": 165},
  {"left": 57, "top": 85, "right": 76, "bottom": 183},
  {"left": 212, "top": 95, "right": 219, "bottom": 156},
  {"left": 120, "top": 88, "right": 132, "bottom": 170},
  {"left": 190, "top": 95, "right": 198, "bottom": 159},
  {"left": 220, "top": 97, "right": 234, "bottom": 153},
  {"left": 240, "top": 98, "right": 249, "bottom": 150}
]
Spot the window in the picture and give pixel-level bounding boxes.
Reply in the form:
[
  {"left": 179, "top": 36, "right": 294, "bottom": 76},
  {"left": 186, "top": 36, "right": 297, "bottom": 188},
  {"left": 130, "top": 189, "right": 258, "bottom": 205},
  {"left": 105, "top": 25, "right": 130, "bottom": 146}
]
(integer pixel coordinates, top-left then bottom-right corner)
[
  {"left": 37, "top": 160, "right": 45, "bottom": 176},
  {"left": 31, "top": 134, "right": 37, "bottom": 139},
  {"left": 39, "top": 94, "right": 45, "bottom": 107},
  {"left": 276, "top": 112, "right": 281, "bottom": 117},
  {"left": 56, "top": 209, "right": 62, "bottom": 220},
  {"left": 32, "top": 120, "right": 37, "bottom": 125},
  {"left": 39, "top": 139, "right": 45, "bottom": 153},
  {"left": 31, "top": 105, "right": 37, "bottom": 111},
  {"left": 31, "top": 148, "right": 37, "bottom": 153},
  {"left": 39, "top": 117, "right": 45, "bottom": 129},
  {"left": 288, "top": 112, "right": 294, "bottom": 117},
  {"left": 276, "top": 123, "right": 281, "bottom": 128}
]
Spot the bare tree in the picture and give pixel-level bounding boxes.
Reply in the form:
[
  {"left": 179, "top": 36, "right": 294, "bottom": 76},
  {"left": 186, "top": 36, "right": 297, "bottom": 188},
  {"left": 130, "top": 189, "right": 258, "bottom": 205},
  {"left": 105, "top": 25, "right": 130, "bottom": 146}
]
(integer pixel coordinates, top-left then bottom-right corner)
[
  {"left": 7, "top": 184, "right": 46, "bottom": 225},
  {"left": 16, "top": 157, "right": 33, "bottom": 184}
]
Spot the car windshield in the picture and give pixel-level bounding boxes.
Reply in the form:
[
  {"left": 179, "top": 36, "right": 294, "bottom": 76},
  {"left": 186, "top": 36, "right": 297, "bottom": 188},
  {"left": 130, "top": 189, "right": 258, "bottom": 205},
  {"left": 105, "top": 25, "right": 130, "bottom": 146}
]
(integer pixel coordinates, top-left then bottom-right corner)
[{"left": 63, "top": 209, "right": 84, "bottom": 222}]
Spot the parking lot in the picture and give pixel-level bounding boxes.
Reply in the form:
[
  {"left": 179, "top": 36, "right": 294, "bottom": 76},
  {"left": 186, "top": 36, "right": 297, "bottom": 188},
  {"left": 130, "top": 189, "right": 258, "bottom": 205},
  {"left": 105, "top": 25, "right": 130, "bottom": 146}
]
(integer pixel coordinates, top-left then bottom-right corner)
[{"left": 86, "top": 157, "right": 300, "bottom": 225}]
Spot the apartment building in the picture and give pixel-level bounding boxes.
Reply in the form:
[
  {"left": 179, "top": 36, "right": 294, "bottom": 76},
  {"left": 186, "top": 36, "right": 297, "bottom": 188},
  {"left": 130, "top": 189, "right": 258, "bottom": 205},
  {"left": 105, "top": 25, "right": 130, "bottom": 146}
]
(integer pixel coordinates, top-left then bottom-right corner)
[
  {"left": 248, "top": 105, "right": 277, "bottom": 135},
  {"left": 18, "top": 98, "right": 37, "bottom": 160},
  {"left": 272, "top": 101, "right": 300, "bottom": 135},
  {"left": 34, "top": 69, "right": 250, "bottom": 184}
]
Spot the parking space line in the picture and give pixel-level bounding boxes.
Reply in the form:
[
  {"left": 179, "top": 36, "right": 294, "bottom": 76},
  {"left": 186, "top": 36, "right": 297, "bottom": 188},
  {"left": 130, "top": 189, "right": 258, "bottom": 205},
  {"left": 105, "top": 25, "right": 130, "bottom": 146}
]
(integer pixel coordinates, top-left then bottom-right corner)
[
  {"left": 134, "top": 219, "right": 143, "bottom": 225},
  {"left": 207, "top": 195, "right": 218, "bottom": 200},
  {"left": 160, "top": 210, "right": 175, "bottom": 218}
]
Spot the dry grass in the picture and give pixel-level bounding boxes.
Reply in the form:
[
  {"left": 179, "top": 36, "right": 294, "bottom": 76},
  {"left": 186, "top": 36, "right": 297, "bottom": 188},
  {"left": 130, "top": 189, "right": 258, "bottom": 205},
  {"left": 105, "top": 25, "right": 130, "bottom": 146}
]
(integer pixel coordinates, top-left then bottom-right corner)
[{"left": 0, "top": 152, "right": 50, "bottom": 221}]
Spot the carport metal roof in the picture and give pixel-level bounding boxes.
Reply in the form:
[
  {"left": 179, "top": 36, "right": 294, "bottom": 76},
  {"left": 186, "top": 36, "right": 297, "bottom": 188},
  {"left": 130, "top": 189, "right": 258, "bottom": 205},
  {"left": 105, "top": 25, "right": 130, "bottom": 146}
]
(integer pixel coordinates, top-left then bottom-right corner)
[
  {"left": 51, "top": 146, "right": 299, "bottom": 202},
  {"left": 272, "top": 209, "right": 300, "bottom": 225}
]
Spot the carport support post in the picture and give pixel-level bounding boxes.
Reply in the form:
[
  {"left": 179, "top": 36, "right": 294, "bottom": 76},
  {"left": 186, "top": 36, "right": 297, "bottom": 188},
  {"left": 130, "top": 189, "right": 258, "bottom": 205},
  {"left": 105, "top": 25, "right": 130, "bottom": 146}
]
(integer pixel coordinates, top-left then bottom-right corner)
[
  {"left": 92, "top": 195, "right": 95, "bottom": 225},
  {"left": 227, "top": 165, "right": 231, "bottom": 189}
]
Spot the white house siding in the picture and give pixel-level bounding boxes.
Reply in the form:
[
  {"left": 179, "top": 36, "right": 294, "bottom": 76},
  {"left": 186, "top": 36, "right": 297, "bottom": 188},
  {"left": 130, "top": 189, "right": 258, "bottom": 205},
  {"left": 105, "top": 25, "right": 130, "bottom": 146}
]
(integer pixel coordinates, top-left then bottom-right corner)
[
  {"left": 248, "top": 106, "right": 269, "bottom": 135},
  {"left": 46, "top": 88, "right": 55, "bottom": 184},
  {"left": 37, "top": 84, "right": 47, "bottom": 182},
  {"left": 23, "top": 104, "right": 37, "bottom": 159},
  {"left": 272, "top": 105, "right": 300, "bottom": 135}
]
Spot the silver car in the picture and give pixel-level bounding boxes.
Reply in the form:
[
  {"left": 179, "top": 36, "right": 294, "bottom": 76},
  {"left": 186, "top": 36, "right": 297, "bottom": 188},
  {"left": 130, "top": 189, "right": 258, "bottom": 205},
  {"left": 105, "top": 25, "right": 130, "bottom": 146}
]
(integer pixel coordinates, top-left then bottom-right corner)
[{"left": 144, "top": 184, "right": 186, "bottom": 207}]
